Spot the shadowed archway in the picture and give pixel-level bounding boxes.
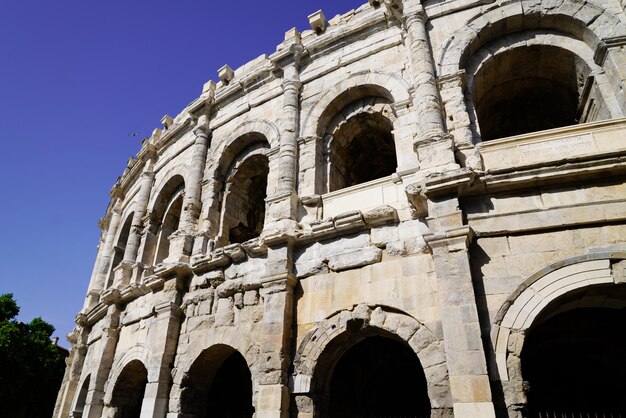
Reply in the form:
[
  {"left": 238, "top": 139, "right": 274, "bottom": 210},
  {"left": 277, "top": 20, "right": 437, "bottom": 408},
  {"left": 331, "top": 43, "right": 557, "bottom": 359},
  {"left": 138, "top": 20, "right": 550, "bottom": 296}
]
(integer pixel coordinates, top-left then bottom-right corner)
[
  {"left": 180, "top": 344, "right": 254, "bottom": 418},
  {"left": 327, "top": 335, "right": 431, "bottom": 418},
  {"left": 109, "top": 360, "right": 147, "bottom": 418}
]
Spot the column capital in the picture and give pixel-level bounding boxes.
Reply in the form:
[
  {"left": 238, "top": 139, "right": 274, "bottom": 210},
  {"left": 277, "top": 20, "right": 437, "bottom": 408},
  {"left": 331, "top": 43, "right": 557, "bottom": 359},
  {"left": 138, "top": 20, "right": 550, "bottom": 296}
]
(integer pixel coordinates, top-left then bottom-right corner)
[
  {"left": 424, "top": 225, "right": 474, "bottom": 253},
  {"left": 192, "top": 121, "right": 212, "bottom": 141},
  {"left": 400, "top": 1, "right": 427, "bottom": 24}
]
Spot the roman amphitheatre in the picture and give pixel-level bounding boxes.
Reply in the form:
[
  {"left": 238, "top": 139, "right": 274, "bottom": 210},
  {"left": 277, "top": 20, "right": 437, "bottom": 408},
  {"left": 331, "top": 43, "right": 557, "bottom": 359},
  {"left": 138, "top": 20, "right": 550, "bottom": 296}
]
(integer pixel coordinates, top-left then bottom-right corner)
[{"left": 54, "top": 0, "right": 626, "bottom": 417}]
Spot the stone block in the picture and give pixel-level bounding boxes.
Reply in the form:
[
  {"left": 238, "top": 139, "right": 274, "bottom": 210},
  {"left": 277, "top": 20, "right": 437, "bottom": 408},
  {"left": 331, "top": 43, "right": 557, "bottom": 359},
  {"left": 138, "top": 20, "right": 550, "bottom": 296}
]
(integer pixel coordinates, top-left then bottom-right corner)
[
  {"left": 327, "top": 247, "right": 382, "bottom": 272},
  {"left": 215, "top": 297, "right": 234, "bottom": 326},
  {"left": 449, "top": 375, "right": 492, "bottom": 403},
  {"left": 308, "top": 10, "right": 328, "bottom": 34},
  {"left": 452, "top": 402, "right": 496, "bottom": 418}
]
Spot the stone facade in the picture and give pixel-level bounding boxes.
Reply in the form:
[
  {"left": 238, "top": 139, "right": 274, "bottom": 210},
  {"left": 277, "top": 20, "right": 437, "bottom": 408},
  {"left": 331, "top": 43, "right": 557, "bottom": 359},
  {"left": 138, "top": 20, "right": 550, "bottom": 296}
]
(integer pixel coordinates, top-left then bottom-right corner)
[{"left": 54, "top": 0, "right": 626, "bottom": 417}]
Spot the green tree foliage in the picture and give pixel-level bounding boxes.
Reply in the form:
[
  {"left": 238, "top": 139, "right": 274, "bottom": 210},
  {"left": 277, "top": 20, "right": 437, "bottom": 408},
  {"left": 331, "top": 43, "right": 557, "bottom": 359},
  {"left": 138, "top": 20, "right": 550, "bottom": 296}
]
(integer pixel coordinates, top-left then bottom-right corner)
[{"left": 0, "top": 293, "right": 68, "bottom": 418}]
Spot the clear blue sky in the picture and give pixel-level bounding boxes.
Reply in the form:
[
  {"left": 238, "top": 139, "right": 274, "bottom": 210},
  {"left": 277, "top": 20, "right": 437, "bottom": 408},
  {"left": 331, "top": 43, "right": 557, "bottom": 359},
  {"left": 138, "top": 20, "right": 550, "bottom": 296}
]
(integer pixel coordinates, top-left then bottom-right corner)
[{"left": 0, "top": 0, "right": 366, "bottom": 343}]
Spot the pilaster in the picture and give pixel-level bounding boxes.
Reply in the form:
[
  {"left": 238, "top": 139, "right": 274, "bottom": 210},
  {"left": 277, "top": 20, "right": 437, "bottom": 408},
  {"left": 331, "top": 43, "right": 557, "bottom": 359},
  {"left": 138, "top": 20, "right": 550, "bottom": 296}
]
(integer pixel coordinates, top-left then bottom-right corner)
[
  {"left": 52, "top": 330, "right": 88, "bottom": 418},
  {"left": 438, "top": 71, "right": 483, "bottom": 170},
  {"left": 139, "top": 300, "right": 184, "bottom": 418},
  {"left": 82, "top": 304, "right": 122, "bottom": 418},
  {"left": 255, "top": 242, "right": 298, "bottom": 418},
  {"left": 84, "top": 199, "right": 123, "bottom": 309},
  {"left": 400, "top": 0, "right": 456, "bottom": 169},
  {"left": 594, "top": 36, "right": 626, "bottom": 116},
  {"left": 424, "top": 197, "right": 495, "bottom": 418}
]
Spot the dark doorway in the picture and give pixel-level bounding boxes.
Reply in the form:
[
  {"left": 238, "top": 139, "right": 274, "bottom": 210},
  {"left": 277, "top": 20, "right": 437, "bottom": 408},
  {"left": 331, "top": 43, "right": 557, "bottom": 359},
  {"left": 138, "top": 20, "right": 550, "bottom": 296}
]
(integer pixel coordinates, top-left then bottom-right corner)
[
  {"left": 522, "top": 308, "right": 626, "bottom": 417},
  {"left": 181, "top": 346, "right": 254, "bottom": 418},
  {"left": 328, "top": 336, "right": 430, "bottom": 418},
  {"left": 110, "top": 360, "right": 147, "bottom": 418}
]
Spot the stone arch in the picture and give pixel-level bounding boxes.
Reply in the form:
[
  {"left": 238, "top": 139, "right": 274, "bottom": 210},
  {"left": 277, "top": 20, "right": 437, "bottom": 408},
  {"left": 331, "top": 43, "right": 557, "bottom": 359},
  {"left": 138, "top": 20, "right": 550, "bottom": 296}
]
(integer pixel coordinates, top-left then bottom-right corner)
[
  {"left": 70, "top": 373, "right": 91, "bottom": 418},
  {"left": 438, "top": 0, "right": 626, "bottom": 142},
  {"left": 301, "top": 70, "right": 412, "bottom": 139},
  {"left": 466, "top": 30, "right": 622, "bottom": 140},
  {"left": 104, "top": 360, "right": 148, "bottom": 418},
  {"left": 466, "top": 31, "right": 622, "bottom": 125},
  {"left": 492, "top": 251, "right": 626, "bottom": 382},
  {"left": 324, "top": 99, "right": 399, "bottom": 192},
  {"left": 148, "top": 173, "right": 188, "bottom": 218},
  {"left": 292, "top": 304, "right": 451, "bottom": 416},
  {"left": 144, "top": 174, "right": 186, "bottom": 265},
  {"left": 169, "top": 327, "right": 262, "bottom": 416},
  {"left": 225, "top": 119, "right": 280, "bottom": 150},
  {"left": 211, "top": 130, "right": 273, "bottom": 183},
  {"left": 203, "top": 132, "right": 271, "bottom": 246},
  {"left": 105, "top": 345, "right": 154, "bottom": 395},
  {"left": 438, "top": 0, "right": 626, "bottom": 75},
  {"left": 177, "top": 344, "right": 254, "bottom": 418},
  {"left": 107, "top": 211, "right": 134, "bottom": 288}
]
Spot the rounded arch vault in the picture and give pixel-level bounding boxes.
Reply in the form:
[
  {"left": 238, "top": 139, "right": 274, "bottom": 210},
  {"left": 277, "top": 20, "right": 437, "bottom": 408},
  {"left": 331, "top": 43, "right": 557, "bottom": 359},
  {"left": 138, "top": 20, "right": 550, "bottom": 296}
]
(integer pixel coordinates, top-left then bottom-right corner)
[
  {"left": 493, "top": 252, "right": 626, "bottom": 381},
  {"left": 292, "top": 304, "right": 451, "bottom": 415}
]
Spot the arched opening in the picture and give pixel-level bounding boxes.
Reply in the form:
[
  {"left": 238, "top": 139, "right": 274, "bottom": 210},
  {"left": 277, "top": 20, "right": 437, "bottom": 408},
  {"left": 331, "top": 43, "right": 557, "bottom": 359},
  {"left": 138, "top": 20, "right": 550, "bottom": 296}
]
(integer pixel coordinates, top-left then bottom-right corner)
[
  {"left": 521, "top": 285, "right": 626, "bottom": 416},
  {"left": 72, "top": 375, "right": 90, "bottom": 417},
  {"left": 318, "top": 85, "right": 398, "bottom": 193},
  {"left": 108, "top": 213, "right": 133, "bottom": 287},
  {"left": 181, "top": 345, "right": 254, "bottom": 418},
  {"left": 154, "top": 190, "right": 183, "bottom": 264},
  {"left": 328, "top": 112, "right": 397, "bottom": 192},
  {"left": 109, "top": 360, "right": 147, "bottom": 418},
  {"left": 218, "top": 138, "right": 269, "bottom": 246},
  {"left": 321, "top": 335, "right": 430, "bottom": 417},
  {"left": 473, "top": 45, "right": 592, "bottom": 141}
]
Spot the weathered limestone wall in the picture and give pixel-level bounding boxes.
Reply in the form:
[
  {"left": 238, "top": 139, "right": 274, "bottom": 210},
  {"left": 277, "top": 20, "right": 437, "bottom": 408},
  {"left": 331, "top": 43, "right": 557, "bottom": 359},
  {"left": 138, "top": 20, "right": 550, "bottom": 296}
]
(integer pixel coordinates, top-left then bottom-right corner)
[
  {"left": 54, "top": 1, "right": 626, "bottom": 417},
  {"left": 472, "top": 223, "right": 626, "bottom": 323}
]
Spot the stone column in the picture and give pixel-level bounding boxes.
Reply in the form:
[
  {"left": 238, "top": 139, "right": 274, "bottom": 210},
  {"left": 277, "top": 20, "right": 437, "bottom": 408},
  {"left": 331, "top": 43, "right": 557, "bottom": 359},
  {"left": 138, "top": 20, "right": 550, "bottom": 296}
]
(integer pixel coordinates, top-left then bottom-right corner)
[
  {"left": 424, "top": 195, "right": 495, "bottom": 418},
  {"left": 266, "top": 31, "right": 302, "bottom": 236},
  {"left": 81, "top": 304, "right": 121, "bottom": 418},
  {"left": 167, "top": 117, "right": 211, "bottom": 262},
  {"left": 113, "top": 156, "right": 156, "bottom": 287},
  {"left": 124, "top": 158, "right": 156, "bottom": 263},
  {"left": 277, "top": 64, "right": 301, "bottom": 196},
  {"left": 83, "top": 199, "right": 122, "bottom": 309},
  {"left": 401, "top": 0, "right": 457, "bottom": 169},
  {"left": 438, "top": 71, "right": 483, "bottom": 170}
]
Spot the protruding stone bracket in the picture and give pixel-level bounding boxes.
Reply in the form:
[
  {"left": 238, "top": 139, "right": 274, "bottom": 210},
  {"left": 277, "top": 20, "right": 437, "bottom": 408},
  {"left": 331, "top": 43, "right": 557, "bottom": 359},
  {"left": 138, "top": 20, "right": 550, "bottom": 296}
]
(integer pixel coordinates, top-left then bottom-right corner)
[
  {"left": 405, "top": 183, "right": 429, "bottom": 218},
  {"left": 161, "top": 115, "right": 173, "bottom": 129},
  {"left": 201, "top": 80, "right": 216, "bottom": 98},
  {"left": 218, "top": 64, "right": 235, "bottom": 85},
  {"left": 383, "top": 0, "right": 404, "bottom": 20},
  {"left": 308, "top": 10, "right": 328, "bottom": 35},
  {"left": 300, "top": 194, "right": 322, "bottom": 224},
  {"left": 406, "top": 168, "right": 477, "bottom": 219}
]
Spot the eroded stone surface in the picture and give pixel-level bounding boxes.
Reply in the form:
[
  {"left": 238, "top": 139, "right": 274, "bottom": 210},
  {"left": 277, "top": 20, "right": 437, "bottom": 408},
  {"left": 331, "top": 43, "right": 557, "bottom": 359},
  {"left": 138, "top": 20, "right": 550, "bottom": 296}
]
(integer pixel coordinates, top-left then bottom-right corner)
[{"left": 53, "top": 1, "right": 626, "bottom": 418}]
